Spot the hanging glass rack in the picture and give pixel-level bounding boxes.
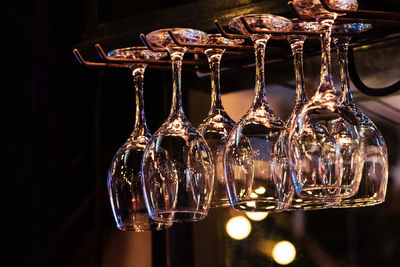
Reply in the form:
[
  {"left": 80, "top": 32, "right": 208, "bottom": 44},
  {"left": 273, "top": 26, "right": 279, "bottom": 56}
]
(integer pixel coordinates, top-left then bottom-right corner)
[{"left": 73, "top": 0, "right": 400, "bottom": 96}]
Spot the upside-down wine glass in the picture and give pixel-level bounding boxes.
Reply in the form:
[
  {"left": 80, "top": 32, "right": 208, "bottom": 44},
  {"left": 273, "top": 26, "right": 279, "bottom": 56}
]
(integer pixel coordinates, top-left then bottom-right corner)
[
  {"left": 197, "top": 34, "right": 244, "bottom": 208},
  {"left": 141, "top": 28, "right": 214, "bottom": 222},
  {"left": 289, "top": 0, "right": 364, "bottom": 200},
  {"left": 107, "top": 47, "right": 171, "bottom": 231},
  {"left": 273, "top": 19, "right": 335, "bottom": 210},
  {"left": 224, "top": 14, "right": 294, "bottom": 212},
  {"left": 333, "top": 23, "right": 388, "bottom": 208}
]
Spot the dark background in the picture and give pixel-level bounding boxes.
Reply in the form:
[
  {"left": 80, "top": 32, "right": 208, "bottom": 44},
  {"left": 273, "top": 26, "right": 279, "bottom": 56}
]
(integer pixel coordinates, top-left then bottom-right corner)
[{"left": 5, "top": 0, "right": 400, "bottom": 267}]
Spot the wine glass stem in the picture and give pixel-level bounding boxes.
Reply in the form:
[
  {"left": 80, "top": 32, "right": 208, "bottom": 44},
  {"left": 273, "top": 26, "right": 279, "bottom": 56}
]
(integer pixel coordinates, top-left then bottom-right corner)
[
  {"left": 335, "top": 37, "right": 352, "bottom": 105},
  {"left": 206, "top": 50, "right": 224, "bottom": 111},
  {"left": 318, "top": 19, "right": 335, "bottom": 93},
  {"left": 289, "top": 37, "right": 307, "bottom": 108},
  {"left": 252, "top": 37, "right": 270, "bottom": 107},
  {"left": 132, "top": 65, "right": 149, "bottom": 135},
  {"left": 169, "top": 51, "right": 185, "bottom": 117}
]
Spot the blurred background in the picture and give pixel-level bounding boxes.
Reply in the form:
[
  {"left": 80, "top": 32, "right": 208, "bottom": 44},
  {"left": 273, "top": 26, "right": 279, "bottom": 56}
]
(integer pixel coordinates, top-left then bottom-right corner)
[{"left": 6, "top": 0, "right": 399, "bottom": 266}]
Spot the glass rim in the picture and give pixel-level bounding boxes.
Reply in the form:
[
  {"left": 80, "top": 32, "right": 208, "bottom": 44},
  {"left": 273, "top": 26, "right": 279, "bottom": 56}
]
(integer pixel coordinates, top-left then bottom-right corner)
[
  {"left": 107, "top": 46, "right": 167, "bottom": 59},
  {"left": 228, "top": 13, "right": 293, "bottom": 34}
]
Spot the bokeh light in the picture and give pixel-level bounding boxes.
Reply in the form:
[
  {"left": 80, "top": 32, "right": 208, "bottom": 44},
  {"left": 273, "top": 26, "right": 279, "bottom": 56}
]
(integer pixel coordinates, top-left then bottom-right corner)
[
  {"left": 226, "top": 216, "right": 252, "bottom": 240},
  {"left": 272, "top": 241, "right": 296, "bottom": 265},
  {"left": 245, "top": 211, "right": 269, "bottom": 221}
]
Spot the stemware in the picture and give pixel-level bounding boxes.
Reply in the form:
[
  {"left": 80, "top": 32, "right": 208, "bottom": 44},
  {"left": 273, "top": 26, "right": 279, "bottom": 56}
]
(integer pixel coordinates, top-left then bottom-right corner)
[
  {"left": 197, "top": 34, "right": 244, "bottom": 208},
  {"left": 333, "top": 23, "right": 388, "bottom": 208},
  {"left": 106, "top": 47, "right": 171, "bottom": 231},
  {"left": 273, "top": 19, "right": 336, "bottom": 210},
  {"left": 141, "top": 28, "right": 214, "bottom": 222},
  {"left": 288, "top": 0, "right": 364, "bottom": 200},
  {"left": 224, "top": 14, "right": 294, "bottom": 212},
  {"left": 292, "top": 0, "right": 358, "bottom": 19}
]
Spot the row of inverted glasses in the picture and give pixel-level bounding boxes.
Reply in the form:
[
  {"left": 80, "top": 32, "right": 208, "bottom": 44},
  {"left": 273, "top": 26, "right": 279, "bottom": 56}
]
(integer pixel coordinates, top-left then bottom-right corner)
[
  {"left": 289, "top": 0, "right": 387, "bottom": 209},
  {"left": 225, "top": 11, "right": 388, "bottom": 211},
  {"left": 282, "top": 21, "right": 388, "bottom": 210},
  {"left": 141, "top": 29, "right": 251, "bottom": 222},
  {"left": 224, "top": 14, "right": 332, "bottom": 212},
  {"left": 107, "top": 13, "right": 389, "bottom": 230},
  {"left": 106, "top": 32, "right": 243, "bottom": 230}
]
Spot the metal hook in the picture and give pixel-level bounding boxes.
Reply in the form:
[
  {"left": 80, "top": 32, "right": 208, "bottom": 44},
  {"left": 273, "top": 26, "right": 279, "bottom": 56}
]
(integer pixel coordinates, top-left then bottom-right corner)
[
  {"left": 167, "top": 30, "right": 253, "bottom": 51},
  {"left": 214, "top": 19, "right": 249, "bottom": 39},
  {"left": 94, "top": 43, "right": 171, "bottom": 65},
  {"left": 348, "top": 47, "right": 400, "bottom": 96},
  {"left": 139, "top": 33, "right": 168, "bottom": 52},
  {"left": 239, "top": 16, "right": 323, "bottom": 38},
  {"left": 73, "top": 48, "right": 129, "bottom": 68}
]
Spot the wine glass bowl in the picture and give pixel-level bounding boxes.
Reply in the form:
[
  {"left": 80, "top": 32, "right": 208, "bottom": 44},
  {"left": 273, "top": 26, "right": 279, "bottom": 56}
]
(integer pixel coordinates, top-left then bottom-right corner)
[
  {"left": 288, "top": 93, "right": 364, "bottom": 200},
  {"left": 198, "top": 34, "right": 244, "bottom": 208},
  {"left": 141, "top": 28, "right": 214, "bottom": 222},
  {"left": 107, "top": 47, "right": 170, "bottom": 231},
  {"left": 224, "top": 14, "right": 294, "bottom": 212}
]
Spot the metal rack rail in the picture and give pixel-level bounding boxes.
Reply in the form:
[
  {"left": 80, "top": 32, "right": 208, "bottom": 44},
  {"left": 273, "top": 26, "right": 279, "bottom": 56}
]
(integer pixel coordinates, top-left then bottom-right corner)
[{"left": 73, "top": 0, "right": 400, "bottom": 96}]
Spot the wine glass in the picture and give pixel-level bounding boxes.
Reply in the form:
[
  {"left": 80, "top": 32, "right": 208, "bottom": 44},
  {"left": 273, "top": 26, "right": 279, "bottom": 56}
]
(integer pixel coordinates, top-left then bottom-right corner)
[
  {"left": 332, "top": 23, "right": 388, "bottom": 208},
  {"left": 288, "top": 0, "right": 364, "bottom": 200},
  {"left": 273, "top": 19, "right": 335, "bottom": 210},
  {"left": 197, "top": 34, "right": 244, "bottom": 208},
  {"left": 106, "top": 47, "right": 171, "bottom": 231},
  {"left": 224, "top": 14, "right": 294, "bottom": 212},
  {"left": 292, "top": 0, "right": 358, "bottom": 19},
  {"left": 141, "top": 28, "right": 214, "bottom": 222}
]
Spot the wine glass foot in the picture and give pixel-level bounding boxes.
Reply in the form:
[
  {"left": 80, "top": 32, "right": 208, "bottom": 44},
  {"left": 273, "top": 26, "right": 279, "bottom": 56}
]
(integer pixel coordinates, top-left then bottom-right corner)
[
  {"left": 209, "top": 199, "right": 231, "bottom": 208},
  {"left": 117, "top": 222, "right": 170, "bottom": 232},
  {"left": 336, "top": 198, "right": 384, "bottom": 208},
  {"left": 151, "top": 210, "right": 208, "bottom": 223},
  {"left": 296, "top": 186, "right": 356, "bottom": 200},
  {"left": 233, "top": 199, "right": 290, "bottom": 212},
  {"left": 288, "top": 198, "right": 338, "bottom": 211}
]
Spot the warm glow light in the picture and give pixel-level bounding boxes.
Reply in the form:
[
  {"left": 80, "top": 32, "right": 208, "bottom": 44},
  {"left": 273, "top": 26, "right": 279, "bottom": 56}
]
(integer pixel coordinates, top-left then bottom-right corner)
[
  {"left": 226, "top": 216, "right": 252, "bottom": 240},
  {"left": 338, "top": 137, "right": 352, "bottom": 144},
  {"left": 245, "top": 211, "right": 269, "bottom": 221},
  {"left": 255, "top": 186, "right": 266, "bottom": 194},
  {"left": 272, "top": 241, "right": 296, "bottom": 265},
  {"left": 246, "top": 201, "right": 256, "bottom": 207}
]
